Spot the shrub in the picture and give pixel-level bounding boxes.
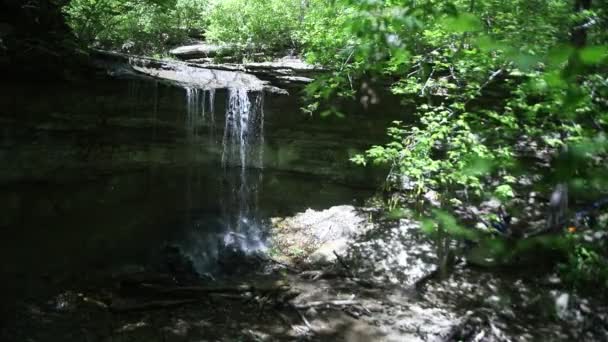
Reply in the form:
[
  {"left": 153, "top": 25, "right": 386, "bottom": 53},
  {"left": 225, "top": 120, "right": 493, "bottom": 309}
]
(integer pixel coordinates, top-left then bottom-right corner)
[
  {"left": 205, "top": 0, "right": 302, "bottom": 54},
  {"left": 64, "top": 0, "right": 210, "bottom": 54}
]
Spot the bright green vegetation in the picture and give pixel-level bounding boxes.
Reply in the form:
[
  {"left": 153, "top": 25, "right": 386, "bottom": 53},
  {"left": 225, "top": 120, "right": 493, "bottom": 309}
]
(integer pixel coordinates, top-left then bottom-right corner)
[
  {"left": 63, "top": 0, "right": 305, "bottom": 54},
  {"left": 64, "top": 0, "right": 210, "bottom": 53},
  {"left": 206, "top": 0, "right": 302, "bottom": 53},
  {"left": 63, "top": 0, "right": 608, "bottom": 290},
  {"left": 315, "top": 0, "right": 608, "bottom": 291}
]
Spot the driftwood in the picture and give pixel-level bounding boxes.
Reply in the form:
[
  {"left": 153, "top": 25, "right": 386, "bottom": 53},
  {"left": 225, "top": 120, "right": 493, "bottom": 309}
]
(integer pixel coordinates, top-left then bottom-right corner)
[
  {"left": 289, "top": 303, "right": 314, "bottom": 331},
  {"left": 255, "top": 254, "right": 301, "bottom": 273},
  {"left": 333, "top": 251, "right": 355, "bottom": 278},
  {"left": 298, "top": 251, "right": 379, "bottom": 290},
  {"left": 292, "top": 300, "right": 359, "bottom": 310},
  {"left": 108, "top": 281, "right": 298, "bottom": 314},
  {"left": 109, "top": 266, "right": 373, "bottom": 319},
  {"left": 136, "top": 282, "right": 292, "bottom": 296}
]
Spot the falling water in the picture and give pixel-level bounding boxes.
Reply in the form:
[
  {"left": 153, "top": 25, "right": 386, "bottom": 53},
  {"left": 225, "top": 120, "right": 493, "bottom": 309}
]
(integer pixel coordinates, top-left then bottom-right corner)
[
  {"left": 208, "top": 89, "right": 216, "bottom": 121},
  {"left": 221, "top": 88, "right": 264, "bottom": 169},
  {"left": 180, "top": 87, "right": 266, "bottom": 274},
  {"left": 185, "top": 88, "right": 217, "bottom": 139},
  {"left": 220, "top": 88, "right": 266, "bottom": 253},
  {"left": 208, "top": 89, "right": 217, "bottom": 143}
]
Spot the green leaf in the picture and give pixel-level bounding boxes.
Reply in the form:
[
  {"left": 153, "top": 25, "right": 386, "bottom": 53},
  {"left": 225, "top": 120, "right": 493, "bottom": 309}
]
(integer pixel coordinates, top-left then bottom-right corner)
[
  {"left": 580, "top": 45, "right": 608, "bottom": 65},
  {"left": 494, "top": 184, "right": 514, "bottom": 201},
  {"left": 443, "top": 13, "right": 482, "bottom": 33},
  {"left": 421, "top": 219, "right": 437, "bottom": 234},
  {"left": 544, "top": 71, "right": 567, "bottom": 88},
  {"left": 547, "top": 45, "right": 574, "bottom": 67},
  {"left": 476, "top": 35, "right": 509, "bottom": 52},
  {"left": 389, "top": 49, "right": 410, "bottom": 67},
  {"left": 511, "top": 53, "right": 541, "bottom": 71},
  {"left": 463, "top": 157, "right": 493, "bottom": 176},
  {"left": 320, "top": 109, "right": 333, "bottom": 118}
]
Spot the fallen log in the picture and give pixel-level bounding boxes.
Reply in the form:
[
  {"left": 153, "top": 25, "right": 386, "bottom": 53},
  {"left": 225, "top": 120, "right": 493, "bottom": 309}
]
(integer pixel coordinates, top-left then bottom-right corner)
[
  {"left": 299, "top": 269, "right": 378, "bottom": 289},
  {"left": 137, "top": 282, "right": 291, "bottom": 297}
]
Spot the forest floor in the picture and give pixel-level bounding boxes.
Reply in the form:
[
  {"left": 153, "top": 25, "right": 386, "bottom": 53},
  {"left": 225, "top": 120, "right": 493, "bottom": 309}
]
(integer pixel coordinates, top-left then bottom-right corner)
[{"left": 3, "top": 205, "right": 608, "bottom": 342}]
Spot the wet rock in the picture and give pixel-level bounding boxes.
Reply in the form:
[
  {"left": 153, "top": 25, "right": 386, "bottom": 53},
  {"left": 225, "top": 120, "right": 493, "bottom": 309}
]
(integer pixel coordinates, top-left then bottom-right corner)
[
  {"left": 163, "top": 318, "right": 191, "bottom": 337},
  {"left": 217, "top": 247, "right": 265, "bottom": 275},
  {"left": 50, "top": 291, "right": 82, "bottom": 313},
  {"left": 162, "top": 244, "right": 199, "bottom": 283},
  {"left": 555, "top": 292, "right": 570, "bottom": 320}
]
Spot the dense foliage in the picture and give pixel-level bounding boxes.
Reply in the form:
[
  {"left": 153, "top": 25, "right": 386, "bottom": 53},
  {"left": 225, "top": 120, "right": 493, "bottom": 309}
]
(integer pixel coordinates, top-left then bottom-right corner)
[
  {"left": 64, "top": 0, "right": 210, "bottom": 53},
  {"left": 206, "top": 0, "right": 302, "bottom": 53},
  {"left": 63, "top": 0, "right": 304, "bottom": 54},
  {"left": 300, "top": 0, "right": 608, "bottom": 290}
]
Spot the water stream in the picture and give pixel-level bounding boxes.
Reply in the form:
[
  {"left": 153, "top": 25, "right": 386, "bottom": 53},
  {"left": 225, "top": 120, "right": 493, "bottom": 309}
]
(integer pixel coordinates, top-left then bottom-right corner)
[{"left": 182, "top": 86, "right": 267, "bottom": 272}]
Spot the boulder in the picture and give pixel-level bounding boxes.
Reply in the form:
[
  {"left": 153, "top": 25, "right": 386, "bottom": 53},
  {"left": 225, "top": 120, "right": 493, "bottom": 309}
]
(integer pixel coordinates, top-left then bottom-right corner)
[
  {"left": 271, "top": 205, "right": 372, "bottom": 264},
  {"left": 347, "top": 219, "right": 439, "bottom": 286},
  {"left": 282, "top": 205, "right": 370, "bottom": 242},
  {"left": 308, "top": 238, "right": 349, "bottom": 265}
]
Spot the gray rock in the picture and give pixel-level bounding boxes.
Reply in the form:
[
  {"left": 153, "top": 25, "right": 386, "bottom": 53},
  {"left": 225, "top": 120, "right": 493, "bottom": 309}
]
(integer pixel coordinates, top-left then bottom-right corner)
[
  {"left": 308, "top": 238, "right": 349, "bottom": 265},
  {"left": 186, "top": 55, "right": 322, "bottom": 87},
  {"left": 555, "top": 292, "right": 570, "bottom": 320},
  {"left": 283, "top": 205, "right": 370, "bottom": 242},
  {"left": 347, "top": 219, "right": 439, "bottom": 287},
  {"left": 93, "top": 50, "right": 286, "bottom": 93},
  {"left": 169, "top": 43, "right": 231, "bottom": 59},
  {"left": 424, "top": 190, "right": 440, "bottom": 207},
  {"left": 276, "top": 75, "right": 314, "bottom": 84}
]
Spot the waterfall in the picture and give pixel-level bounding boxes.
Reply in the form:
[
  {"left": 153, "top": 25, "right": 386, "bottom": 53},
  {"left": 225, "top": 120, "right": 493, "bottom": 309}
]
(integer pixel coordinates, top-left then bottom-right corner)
[
  {"left": 185, "top": 88, "right": 217, "bottom": 139},
  {"left": 221, "top": 88, "right": 264, "bottom": 169},
  {"left": 208, "top": 89, "right": 216, "bottom": 143},
  {"left": 181, "top": 87, "right": 266, "bottom": 274},
  {"left": 220, "top": 88, "right": 266, "bottom": 253},
  {"left": 208, "top": 89, "right": 216, "bottom": 121}
]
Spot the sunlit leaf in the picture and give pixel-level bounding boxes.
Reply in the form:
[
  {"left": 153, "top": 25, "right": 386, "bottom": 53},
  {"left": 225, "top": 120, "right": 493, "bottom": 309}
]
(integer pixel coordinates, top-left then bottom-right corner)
[{"left": 390, "top": 49, "right": 410, "bottom": 67}]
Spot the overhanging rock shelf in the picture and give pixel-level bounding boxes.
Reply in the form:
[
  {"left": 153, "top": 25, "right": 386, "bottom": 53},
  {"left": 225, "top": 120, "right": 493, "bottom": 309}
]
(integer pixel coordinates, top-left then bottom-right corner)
[
  {"left": 93, "top": 50, "right": 289, "bottom": 95},
  {"left": 168, "top": 43, "right": 323, "bottom": 88}
]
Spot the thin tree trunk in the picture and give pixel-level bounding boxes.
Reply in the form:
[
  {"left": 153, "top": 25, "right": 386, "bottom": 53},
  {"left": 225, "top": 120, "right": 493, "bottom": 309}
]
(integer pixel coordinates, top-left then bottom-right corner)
[
  {"left": 469, "top": 0, "right": 476, "bottom": 13},
  {"left": 572, "top": 0, "right": 592, "bottom": 47}
]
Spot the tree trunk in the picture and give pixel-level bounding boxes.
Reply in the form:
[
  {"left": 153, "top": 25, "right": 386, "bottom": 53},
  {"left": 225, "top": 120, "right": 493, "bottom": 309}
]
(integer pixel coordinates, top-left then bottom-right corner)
[{"left": 572, "top": 0, "right": 592, "bottom": 47}]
